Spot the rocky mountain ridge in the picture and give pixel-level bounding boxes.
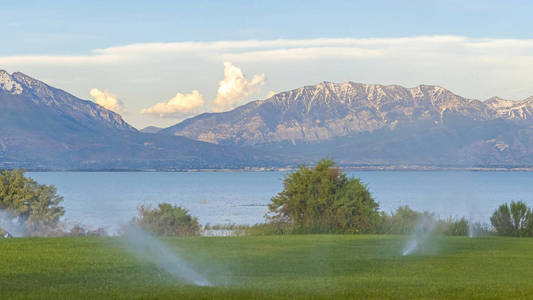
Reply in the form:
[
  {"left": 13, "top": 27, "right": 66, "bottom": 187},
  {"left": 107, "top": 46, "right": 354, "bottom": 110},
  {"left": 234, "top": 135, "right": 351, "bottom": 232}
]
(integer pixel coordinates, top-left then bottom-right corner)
[
  {"left": 4, "top": 71, "right": 533, "bottom": 168},
  {"left": 161, "top": 81, "right": 532, "bottom": 146},
  {"left": 157, "top": 81, "right": 533, "bottom": 166}
]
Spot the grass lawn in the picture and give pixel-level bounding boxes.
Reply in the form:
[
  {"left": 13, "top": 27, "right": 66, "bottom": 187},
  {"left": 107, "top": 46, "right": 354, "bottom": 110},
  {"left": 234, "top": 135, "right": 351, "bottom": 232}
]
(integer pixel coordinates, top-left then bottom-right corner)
[{"left": 1, "top": 235, "right": 533, "bottom": 299}]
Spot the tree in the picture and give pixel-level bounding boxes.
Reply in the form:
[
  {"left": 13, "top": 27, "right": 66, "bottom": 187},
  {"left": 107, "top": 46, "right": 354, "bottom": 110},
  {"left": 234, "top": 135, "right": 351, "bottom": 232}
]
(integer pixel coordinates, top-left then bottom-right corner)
[
  {"left": 490, "top": 201, "right": 533, "bottom": 237},
  {"left": 268, "top": 159, "right": 380, "bottom": 233},
  {"left": 0, "top": 169, "right": 64, "bottom": 235},
  {"left": 134, "top": 203, "right": 201, "bottom": 236}
]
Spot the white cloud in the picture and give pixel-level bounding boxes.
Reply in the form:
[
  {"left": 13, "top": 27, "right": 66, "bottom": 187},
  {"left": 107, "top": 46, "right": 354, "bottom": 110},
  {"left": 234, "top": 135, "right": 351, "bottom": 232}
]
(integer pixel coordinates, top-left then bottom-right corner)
[
  {"left": 140, "top": 90, "right": 204, "bottom": 118},
  {"left": 140, "top": 63, "right": 263, "bottom": 117},
  {"left": 0, "top": 36, "right": 494, "bottom": 65},
  {"left": 89, "top": 88, "right": 125, "bottom": 113},
  {"left": 221, "top": 47, "right": 383, "bottom": 61},
  {"left": 213, "top": 62, "right": 265, "bottom": 112}
]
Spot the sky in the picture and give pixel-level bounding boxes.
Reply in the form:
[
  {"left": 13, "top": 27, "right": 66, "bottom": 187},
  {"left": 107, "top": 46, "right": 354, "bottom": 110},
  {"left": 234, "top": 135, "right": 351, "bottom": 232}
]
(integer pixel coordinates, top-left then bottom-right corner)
[{"left": 2, "top": 0, "right": 533, "bottom": 129}]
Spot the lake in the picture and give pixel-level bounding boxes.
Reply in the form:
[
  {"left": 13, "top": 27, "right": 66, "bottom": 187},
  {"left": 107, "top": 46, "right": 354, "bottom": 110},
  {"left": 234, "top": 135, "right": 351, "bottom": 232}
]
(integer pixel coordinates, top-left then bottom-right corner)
[{"left": 28, "top": 171, "right": 533, "bottom": 233}]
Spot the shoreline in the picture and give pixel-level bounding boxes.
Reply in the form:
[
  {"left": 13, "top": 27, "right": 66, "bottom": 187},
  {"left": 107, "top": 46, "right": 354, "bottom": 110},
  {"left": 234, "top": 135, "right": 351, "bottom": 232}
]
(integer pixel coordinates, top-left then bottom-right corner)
[{"left": 20, "top": 165, "right": 533, "bottom": 172}]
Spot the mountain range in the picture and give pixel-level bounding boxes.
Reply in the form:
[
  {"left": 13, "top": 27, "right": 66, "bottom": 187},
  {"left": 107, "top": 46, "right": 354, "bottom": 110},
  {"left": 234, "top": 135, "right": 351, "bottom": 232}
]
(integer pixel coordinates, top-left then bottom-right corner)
[
  {"left": 160, "top": 81, "right": 533, "bottom": 167},
  {"left": 2, "top": 71, "right": 533, "bottom": 169},
  {"left": 0, "top": 71, "right": 275, "bottom": 170}
]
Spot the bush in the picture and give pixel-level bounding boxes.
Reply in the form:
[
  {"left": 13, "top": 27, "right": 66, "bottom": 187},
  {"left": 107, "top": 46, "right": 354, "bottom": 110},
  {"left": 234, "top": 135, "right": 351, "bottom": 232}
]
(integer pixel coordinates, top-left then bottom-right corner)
[
  {"left": 380, "top": 207, "right": 492, "bottom": 237},
  {"left": 379, "top": 206, "right": 420, "bottom": 234},
  {"left": 246, "top": 221, "right": 294, "bottom": 236},
  {"left": 134, "top": 203, "right": 201, "bottom": 236},
  {"left": 66, "top": 223, "right": 108, "bottom": 237},
  {"left": 437, "top": 217, "right": 469, "bottom": 236},
  {"left": 490, "top": 201, "right": 533, "bottom": 237},
  {"left": 268, "top": 159, "right": 381, "bottom": 234},
  {"left": 0, "top": 169, "right": 64, "bottom": 236}
]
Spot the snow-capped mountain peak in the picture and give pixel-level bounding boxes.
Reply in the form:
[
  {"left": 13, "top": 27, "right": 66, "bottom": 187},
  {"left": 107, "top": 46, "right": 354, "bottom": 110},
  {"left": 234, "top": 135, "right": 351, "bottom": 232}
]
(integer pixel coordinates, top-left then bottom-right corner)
[{"left": 0, "top": 70, "right": 23, "bottom": 95}]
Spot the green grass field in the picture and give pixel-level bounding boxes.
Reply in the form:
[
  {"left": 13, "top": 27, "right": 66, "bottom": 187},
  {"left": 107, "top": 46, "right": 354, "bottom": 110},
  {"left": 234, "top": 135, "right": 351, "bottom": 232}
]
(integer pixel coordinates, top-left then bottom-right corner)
[{"left": 2, "top": 235, "right": 533, "bottom": 299}]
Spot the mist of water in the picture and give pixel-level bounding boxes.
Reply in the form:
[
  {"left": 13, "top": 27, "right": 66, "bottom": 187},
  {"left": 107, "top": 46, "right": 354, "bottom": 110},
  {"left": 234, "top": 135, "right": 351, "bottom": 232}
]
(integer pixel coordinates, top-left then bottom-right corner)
[
  {"left": 468, "top": 216, "right": 476, "bottom": 238},
  {"left": 121, "top": 224, "right": 212, "bottom": 286},
  {"left": 402, "top": 213, "right": 436, "bottom": 256},
  {"left": 0, "top": 210, "right": 27, "bottom": 237},
  {"left": 468, "top": 219, "right": 486, "bottom": 238}
]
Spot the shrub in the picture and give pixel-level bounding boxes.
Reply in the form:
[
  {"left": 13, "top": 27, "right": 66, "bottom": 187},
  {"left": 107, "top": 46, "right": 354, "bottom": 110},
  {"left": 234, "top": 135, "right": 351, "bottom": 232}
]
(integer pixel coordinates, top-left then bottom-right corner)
[
  {"left": 134, "top": 203, "right": 201, "bottom": 236},
  {"left": 66, "top": 223, "right": 108, "bottom": 237},
  {"left": 379, "top": 206, "right": 420, "bottom": 234},
  {"left": 246, "top": 221, "right": 294, "bottom": 236},
  {"left": 268, "top": 159, "right": 381, "bottom": 234},
  {"left": 0, "top": 169, "right": 64, "bottom": 236},
  {"left": 490, "top": 201, "right": 533, "bottom": 237},
  {"left": 437, "top": 217, "right": 469, "bottom": 236},
  {"left": 468, "top": 222, "right": 495, "bottom": 237},
  {"left": 380, "top": 207, "right": 492, "bottom": 237}
]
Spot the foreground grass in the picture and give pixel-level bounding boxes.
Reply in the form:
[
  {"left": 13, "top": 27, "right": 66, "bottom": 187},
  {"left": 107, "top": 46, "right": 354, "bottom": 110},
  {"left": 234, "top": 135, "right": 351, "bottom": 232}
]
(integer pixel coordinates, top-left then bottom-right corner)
[{"left": 2, "top": 235, "right": 533, "bottom": 299}]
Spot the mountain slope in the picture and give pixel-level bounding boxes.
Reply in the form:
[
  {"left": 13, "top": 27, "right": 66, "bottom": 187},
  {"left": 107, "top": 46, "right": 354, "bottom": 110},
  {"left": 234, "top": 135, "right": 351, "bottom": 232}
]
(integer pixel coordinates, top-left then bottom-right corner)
[
  {"left": 160, "top": 82, "right": 499, "bottom": 145},
  {"left": 486, "top": 96, "right": 533, "bottom": 121},
  {"left": 1, "top": 70, "right": 134, "bottom": 134},
  {"left": 159, "top": 81, "right": 533, "bottom": 166},
  {"left": 0, "top": 71, "right": 275, "bottom": 170}
]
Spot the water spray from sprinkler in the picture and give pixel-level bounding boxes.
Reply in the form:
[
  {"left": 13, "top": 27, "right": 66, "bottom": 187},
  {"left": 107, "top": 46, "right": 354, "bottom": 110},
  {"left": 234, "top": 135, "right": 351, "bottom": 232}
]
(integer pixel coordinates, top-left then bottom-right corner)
[
  {"left": 121, "top": 224, "right": 213, "bottom": 286},
  {"left": 402, "top": 213, "right": 436, "bottom": 256},
  {"left": 468, "top": 216, "right": 476, "bottom": 238},
  {"left": 0, "top": 210, "right": 27, "bottom": 238}
]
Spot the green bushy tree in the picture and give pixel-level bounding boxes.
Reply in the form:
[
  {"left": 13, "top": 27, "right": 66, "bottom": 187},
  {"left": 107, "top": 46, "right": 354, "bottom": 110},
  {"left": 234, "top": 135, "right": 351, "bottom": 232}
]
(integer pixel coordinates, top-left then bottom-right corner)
[
  {"left": 268, "top": 159, "right": 380, "bottom": 234},
  {"left": 0, "top": 169, "right": 64, "bottom": 235},
  {"left": 134, "top": 203, "right": 201, "bottom": 236},
  {"left": 490, "top": 201, "right": 533, "bottom": 237}
]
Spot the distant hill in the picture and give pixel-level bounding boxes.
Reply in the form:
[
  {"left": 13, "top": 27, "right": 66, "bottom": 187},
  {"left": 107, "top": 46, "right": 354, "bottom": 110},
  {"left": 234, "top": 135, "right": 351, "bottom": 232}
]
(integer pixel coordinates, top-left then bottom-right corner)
[
  {"left": 159, "top": 81, "right": 533, "bottom": 167},
  {"left": 0, "top": 71, "right": 276, "bottom": 170},
  {"left": 140, "top": 126, "right": 163, "bottom": 134}
]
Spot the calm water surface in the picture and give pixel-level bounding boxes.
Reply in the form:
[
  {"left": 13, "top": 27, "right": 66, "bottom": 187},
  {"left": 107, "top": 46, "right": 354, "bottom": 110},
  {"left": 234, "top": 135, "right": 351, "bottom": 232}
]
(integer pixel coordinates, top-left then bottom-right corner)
[{"left": 28, "top": 171, "right": 533, "bottom": 232}]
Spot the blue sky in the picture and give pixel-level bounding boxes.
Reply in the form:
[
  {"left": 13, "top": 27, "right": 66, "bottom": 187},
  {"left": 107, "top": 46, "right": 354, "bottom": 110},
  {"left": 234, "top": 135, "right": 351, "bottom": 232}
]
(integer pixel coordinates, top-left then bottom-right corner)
[
  {"left": 3, "top": 0, "right": 531, "bottom": 55},
  {"left": 2, "top": 1, "right": 533, "bottom": 128}
]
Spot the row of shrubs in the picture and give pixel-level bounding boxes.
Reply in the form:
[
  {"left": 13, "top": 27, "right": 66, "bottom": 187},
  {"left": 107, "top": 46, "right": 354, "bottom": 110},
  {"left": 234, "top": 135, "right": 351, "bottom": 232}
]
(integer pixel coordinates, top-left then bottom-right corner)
[
  {"left": 238, "top": 159, "right": 533, "bottom": 237},
  {"left": 2, "top": 165, "right": 533, "bottom": 238},
  {"left": 134, "top": 159, "right": 533, "bottom": 238},
  {"left": 132, "top": 202, "right": 523, "bottom": 238},
  {"left": 242, "top": 210, "right": 493, "bottom": 236}
]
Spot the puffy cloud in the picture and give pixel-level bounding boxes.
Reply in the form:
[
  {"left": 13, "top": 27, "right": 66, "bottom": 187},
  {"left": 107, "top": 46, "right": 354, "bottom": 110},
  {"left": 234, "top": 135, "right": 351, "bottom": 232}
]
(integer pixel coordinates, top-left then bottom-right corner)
[
  {"left": 140, "top": 63, "right": 263, "bottom": 117},
  {"left": 212, "top": 62, "right": 265, "bottom": 112},
  {"left": 140, "top": 90, "right": 204, "bottom": 118},
  {"left": 89, "top": 88, "right": 125, "bottom": 113}
]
